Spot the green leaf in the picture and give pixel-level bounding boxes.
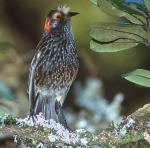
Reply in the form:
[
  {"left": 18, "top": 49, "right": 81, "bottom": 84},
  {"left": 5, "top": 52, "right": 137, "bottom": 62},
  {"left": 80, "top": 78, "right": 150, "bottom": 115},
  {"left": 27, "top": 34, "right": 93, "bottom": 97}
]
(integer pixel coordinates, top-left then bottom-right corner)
[
  {"left": 0, "top": 42, "right": 13, "bottom": 50},
  {"left": 90, "top": 23, "right": 147, "bottom": 43},
  {"left": 89, "top": 22, "right": 147, "bottom": 52},
  {"left": 108, "top": 0, "right": 146, "bottom": 16},
  {"left": 124, "top": 13, "right": 146, "bottom": 25},
  {"left": 90, "top": 38, "right": 138, "bottom": 52},
  {"left": 97, "top": 0, "right": 146, "bottom": 24},
  {"left": 97, "top": 0, "right": 126, "bottom": 17},
  {"left": 144, "top": 0, "right": 150, "bottom": 12},
  {"left": 123, "top": 69, "right": 150, "bottom": 87},
  {"left": 90, "top": 0, "right": 97, "bottom": 5}
]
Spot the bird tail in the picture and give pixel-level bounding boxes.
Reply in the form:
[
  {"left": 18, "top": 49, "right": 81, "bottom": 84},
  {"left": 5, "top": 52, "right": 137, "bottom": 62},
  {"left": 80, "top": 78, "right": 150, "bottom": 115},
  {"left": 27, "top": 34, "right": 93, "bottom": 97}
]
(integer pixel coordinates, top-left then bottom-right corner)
[{"left": 35, "top": 94, "right": 59, "bottom": 122}]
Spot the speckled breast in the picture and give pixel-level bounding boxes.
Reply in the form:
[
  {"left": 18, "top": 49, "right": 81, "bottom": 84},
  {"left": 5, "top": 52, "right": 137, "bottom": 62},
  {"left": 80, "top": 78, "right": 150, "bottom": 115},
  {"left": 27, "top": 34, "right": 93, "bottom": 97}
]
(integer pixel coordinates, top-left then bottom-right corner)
[{"left": 34, "top": 46, "right": 79, "bottom": 91}]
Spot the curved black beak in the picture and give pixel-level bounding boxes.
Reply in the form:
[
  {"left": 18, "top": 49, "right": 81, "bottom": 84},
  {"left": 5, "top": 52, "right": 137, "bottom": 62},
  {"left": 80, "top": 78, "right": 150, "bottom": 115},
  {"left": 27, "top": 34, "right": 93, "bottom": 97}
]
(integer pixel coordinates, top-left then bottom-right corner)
[{"left": 69, "top": 12, "right": 79, "bottom": 17}]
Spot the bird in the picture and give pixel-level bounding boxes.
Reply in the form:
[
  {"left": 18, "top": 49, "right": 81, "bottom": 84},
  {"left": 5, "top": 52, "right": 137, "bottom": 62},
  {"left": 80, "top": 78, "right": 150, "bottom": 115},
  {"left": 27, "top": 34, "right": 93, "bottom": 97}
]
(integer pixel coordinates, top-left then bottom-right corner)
[{"left": 27, "top": 6, "right": 79, "bottom": 129}]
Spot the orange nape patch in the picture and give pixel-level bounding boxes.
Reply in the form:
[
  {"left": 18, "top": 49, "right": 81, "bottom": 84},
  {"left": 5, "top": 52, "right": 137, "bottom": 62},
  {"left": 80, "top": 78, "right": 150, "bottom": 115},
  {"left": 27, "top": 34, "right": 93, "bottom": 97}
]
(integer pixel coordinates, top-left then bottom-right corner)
[{"left": 44, "top": 18, "right": 52, "bottom": 32}]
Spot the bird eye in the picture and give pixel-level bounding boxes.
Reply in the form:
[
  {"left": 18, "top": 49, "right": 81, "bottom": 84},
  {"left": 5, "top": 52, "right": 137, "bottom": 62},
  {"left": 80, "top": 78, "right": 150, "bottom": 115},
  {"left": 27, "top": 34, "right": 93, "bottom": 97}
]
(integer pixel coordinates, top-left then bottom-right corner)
[
  {"left": 53, "top": 13, "right": 61, "bottom": 20},
  {"left": 56, "top": 15, "right": 61, "bottom": 19}
]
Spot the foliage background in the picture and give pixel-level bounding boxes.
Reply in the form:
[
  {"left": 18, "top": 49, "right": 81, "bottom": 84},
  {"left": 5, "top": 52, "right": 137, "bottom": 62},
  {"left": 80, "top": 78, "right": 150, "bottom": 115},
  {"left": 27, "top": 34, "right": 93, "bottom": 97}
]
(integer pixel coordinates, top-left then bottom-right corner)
[{"left": 0, "top": 0, "right": 150, "bottom": 127}]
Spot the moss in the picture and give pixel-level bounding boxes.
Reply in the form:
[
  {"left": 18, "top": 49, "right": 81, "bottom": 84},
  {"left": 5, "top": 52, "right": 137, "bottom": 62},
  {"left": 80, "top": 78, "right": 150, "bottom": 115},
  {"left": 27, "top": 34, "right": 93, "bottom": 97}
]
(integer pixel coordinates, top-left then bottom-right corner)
[
  {"left": 78, "top": 130, "right": 95, "bottom": 146},
  {"left": 32, "top": 139, "right": 38, "bottom": 145},
  {"left": 36, "top": 129, "right": 49, "bottom": 136},
  {"left": 111, "top": 133, "right": 144, "bottom": 146},
  {"left": 0, "top": 110, "right": 149, "bottom": 147},
  {"left": 4, "top": 115, "right": 16, "bottom": 125}
]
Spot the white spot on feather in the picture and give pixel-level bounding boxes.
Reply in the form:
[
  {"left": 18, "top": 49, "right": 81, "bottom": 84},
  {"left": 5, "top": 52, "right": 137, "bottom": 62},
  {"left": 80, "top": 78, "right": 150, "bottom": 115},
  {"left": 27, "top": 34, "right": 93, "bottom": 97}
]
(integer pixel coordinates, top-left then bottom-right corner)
[
  {"left": 56, "top": 96, "right": 62, "bottom": 102},
  {"left": 37, "top": 52, "right": 41, "bottom": 59}
]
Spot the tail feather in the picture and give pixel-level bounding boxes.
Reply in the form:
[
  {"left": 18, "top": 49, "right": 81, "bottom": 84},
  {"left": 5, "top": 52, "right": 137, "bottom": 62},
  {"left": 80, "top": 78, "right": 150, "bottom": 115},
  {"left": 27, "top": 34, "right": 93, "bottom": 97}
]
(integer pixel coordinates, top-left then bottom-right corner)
[
  {"left": 34, "top": 94, "right": 70, "bottom": 130},
  {"left": 35, "top": 94, "right": 59, "bottom": 122}
]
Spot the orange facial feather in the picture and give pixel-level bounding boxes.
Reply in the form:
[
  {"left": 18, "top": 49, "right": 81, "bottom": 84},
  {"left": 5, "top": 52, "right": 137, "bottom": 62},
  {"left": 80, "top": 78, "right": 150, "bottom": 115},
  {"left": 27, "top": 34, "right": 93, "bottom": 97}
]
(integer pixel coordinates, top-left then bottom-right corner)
[{"left": 44, "top": 18, "right": 52, "bottom": 32}]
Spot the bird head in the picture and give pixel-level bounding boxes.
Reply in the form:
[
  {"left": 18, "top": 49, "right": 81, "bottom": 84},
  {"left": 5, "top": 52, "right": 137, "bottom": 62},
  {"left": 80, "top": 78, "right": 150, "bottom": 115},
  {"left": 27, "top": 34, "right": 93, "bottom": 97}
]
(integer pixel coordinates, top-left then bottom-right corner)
[{"left": 44, "top": 6, "right": 79, "bottom": 33}]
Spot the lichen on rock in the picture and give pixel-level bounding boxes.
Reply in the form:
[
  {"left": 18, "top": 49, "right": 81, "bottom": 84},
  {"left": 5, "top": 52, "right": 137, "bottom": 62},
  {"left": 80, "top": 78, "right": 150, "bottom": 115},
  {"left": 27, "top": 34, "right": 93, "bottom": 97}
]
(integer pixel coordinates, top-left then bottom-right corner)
[{"left": 0, "top": 104, "right": 150, "bottom": 148}]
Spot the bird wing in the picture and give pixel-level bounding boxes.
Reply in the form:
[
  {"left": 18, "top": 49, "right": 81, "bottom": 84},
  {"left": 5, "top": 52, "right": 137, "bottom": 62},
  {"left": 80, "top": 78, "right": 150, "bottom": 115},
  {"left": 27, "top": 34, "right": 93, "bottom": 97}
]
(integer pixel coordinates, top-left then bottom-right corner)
[
  {"left": 27, "top": 37, "right": 45, "bottom": 95},
  {"left": 27, "top": 50, "right": 41, "bottom": 108}
]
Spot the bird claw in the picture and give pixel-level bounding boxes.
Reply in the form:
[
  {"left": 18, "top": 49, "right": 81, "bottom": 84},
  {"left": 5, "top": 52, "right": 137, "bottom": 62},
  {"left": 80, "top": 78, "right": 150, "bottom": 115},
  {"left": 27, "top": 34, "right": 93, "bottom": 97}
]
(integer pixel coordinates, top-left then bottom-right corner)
[
  {"left": 28, "top": 113, "right": 38, "bottom": 123},
  {"left": 65, "top": 126, "right": 73, "bottom": 133},
  {"left": 55, "top": 100, "right": 73, "bottom": 132}
]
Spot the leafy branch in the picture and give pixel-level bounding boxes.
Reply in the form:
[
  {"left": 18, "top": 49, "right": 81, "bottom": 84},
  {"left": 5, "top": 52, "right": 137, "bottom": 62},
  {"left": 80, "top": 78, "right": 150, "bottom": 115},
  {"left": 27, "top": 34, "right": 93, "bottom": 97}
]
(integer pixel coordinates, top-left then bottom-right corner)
[{"left": 89, "top": 0, "right": 150, "bottom": 87}]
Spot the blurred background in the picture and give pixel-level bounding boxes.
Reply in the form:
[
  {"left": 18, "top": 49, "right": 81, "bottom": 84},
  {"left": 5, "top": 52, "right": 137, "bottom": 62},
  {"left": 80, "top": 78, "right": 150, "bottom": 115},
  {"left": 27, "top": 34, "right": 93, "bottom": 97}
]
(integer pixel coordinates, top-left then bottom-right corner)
[{"left": 0, "top": 0, "right": 150, "bottom": 133}]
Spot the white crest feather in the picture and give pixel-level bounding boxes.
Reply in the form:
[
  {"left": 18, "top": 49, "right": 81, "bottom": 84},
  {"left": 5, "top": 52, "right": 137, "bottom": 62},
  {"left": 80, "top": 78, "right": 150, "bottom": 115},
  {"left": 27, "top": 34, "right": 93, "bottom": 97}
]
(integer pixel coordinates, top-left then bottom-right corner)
[{"left": 57, "top": 5, "right": 70, "bottom": 14}]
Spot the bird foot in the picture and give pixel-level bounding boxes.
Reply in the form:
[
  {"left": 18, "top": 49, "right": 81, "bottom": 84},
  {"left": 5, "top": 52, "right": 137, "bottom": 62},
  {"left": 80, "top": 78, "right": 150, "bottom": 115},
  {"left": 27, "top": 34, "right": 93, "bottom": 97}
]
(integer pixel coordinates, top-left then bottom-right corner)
[
  {"left": 28, "top": 113, "right": 38, "bottom": 123},
  {"left": 55, "top": 100, "right": 73, "bottom": 132},
  {"left": 64, "top": 125, "right": 73, "bottom": 133}
]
